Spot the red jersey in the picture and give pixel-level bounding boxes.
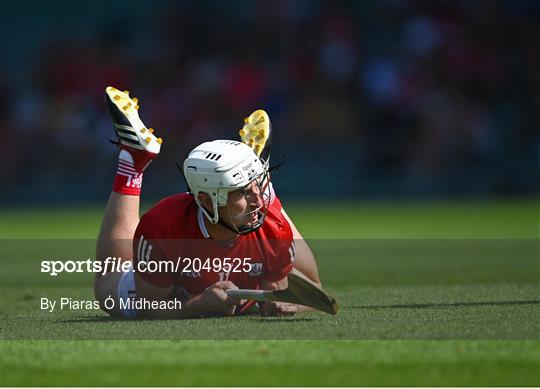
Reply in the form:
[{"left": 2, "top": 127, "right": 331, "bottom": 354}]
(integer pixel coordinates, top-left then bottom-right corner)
[{"left": 133, "top": 192, "right": 294, "bottom": 299}]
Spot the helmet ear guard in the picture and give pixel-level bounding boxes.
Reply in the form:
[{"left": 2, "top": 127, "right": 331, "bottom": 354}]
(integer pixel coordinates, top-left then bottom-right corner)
[
  {"left": 193, "top": 190, "right": 227, "bottom": 225},
  {"left": 177, "top": 158, "right": 227, "bottom": 224}
]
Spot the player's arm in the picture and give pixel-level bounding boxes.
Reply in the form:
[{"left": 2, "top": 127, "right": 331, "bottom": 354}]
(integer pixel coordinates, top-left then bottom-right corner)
[
  {"left": 257, "top": 233, "right": 296, "bottom": 316},
  {"left": 135, "top": 273, "right": 242, "bottom": 319},
  {"left": 133, "top": 215, "right": 241, "bottom": 319},
  {"left": 266, "top": 189, "right": 321, "bottom": 287},
  {"left": 281, "top": 208, "right": 322, "bottom": 288},
  {"left": 133, "top": 247, "right": 243, "bottom": 319}
]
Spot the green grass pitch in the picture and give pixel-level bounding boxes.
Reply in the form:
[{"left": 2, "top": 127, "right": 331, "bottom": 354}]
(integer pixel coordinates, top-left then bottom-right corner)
[{"left": 1, "top": 198, "right": 539, "bottom": 386}]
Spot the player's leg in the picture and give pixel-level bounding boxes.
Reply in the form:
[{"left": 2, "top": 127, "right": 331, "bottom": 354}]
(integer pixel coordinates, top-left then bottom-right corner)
[
  {"left": 94, "top": 87, "right": 162, "bottom": 316},
  {"left": 94, "top": 192, "right": 140, "bottom": 316},
  {"left": 96, "top": 192, "right": 140, "bottom": 263}
]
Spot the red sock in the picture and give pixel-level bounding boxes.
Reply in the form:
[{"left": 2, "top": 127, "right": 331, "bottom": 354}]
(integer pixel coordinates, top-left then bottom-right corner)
[{"left": 112, "top": 149, "right": 155, "bottom": 196}]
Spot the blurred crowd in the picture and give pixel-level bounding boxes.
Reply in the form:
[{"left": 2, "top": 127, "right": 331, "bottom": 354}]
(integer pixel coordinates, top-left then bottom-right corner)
[{"left": 1, "top": 0, "right": 539, "bottom": 202}]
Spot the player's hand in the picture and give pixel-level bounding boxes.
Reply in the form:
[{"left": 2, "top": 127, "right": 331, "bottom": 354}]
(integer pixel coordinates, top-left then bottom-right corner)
[
  {"left": 259, "top": 282, "right": 297, "bottom": 317},
  {"left": 197, "top": 281, "right": 243, "bottom": 317}
]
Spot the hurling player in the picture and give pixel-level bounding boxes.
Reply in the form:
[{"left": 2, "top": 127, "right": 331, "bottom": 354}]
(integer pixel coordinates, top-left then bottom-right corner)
[{"left": 94, "top": 87, "right": 321, "bottom": 318}]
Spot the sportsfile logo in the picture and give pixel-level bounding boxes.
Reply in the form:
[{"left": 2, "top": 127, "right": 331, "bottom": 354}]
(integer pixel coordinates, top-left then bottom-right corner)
[
  {"left": 39, "top": 256, "right": 176, "bottom": 276},
  {"left": 39, "top": 256, "right": 254, "bottom": 276}
]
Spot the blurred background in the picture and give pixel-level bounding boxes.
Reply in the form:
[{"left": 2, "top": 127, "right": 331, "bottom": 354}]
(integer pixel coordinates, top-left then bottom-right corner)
[{"left": 1, "top": 0, "right": 539, "bottom": 204}]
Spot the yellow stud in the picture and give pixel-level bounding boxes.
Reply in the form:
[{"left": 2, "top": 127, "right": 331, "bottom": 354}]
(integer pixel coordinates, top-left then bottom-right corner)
[
  {"left": 244, "top": 117, "right": 249, "bottom": 124},
  {"left": 113, "top": 95, "right": 120, "bottom": 101},
  {"left": 255, "top": 116, "right": 264, "bottom": 125},
  {"left": 132, "top": 98, "right": 138, "bottom": 103},
  {"left": 254, "top": 144, "right": 261, "bottom": 154},
  {"left": 248, "top": 139, "right": 254, "bottom": 145},
  {"left": 157, "top": 137, "right": 163, "bottom": 144},
  {"left": 148, "top": 128, "right": 154, "bottom": 134},
  {"left": 124, "top": 90, "right": 129, "bottom": 94},
  {"left": 122, "top": 105, "right": 128, "bottom": 110},
  {"left": 145, "top": 137, "right": 151, "bottom": 144},
  {"left": 239, "top": 129, "right": 246, "bottom": 136},
  {"left": 135, "top": 105, "right": 139, "bottom": 110},
  {"left": 127, "top": 102, "right": 132, "bottom": 107},
  {"left": 141, "top": 128, "right": 146, "bottom": 133},
  {"left": 259, "top": 129, "right": 265, "bottom": 136}
]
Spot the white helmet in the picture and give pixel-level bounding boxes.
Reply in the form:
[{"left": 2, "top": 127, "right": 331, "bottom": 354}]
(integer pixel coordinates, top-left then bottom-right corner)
[{"left": 183, "top": 140, "right": 270, "bottom": 232}]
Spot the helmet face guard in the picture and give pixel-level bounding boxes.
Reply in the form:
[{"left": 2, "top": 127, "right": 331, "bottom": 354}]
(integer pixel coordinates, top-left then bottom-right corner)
[{"left": 221, "top": 170, "right": 271, "bottom": 234}]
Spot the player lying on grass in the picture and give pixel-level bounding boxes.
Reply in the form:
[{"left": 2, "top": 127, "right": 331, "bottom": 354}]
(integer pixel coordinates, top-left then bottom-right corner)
[{"left": 94, "top": 87, "right": 322, "bottom": 318}]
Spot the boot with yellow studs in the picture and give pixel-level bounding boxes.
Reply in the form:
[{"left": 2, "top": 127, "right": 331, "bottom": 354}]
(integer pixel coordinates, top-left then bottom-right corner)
[
  {"left": 105, "top": 86, "right": 163, "bottom": 196},
  {"left": 238, "top": 109, "right": 272, "bottom": 165}
]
